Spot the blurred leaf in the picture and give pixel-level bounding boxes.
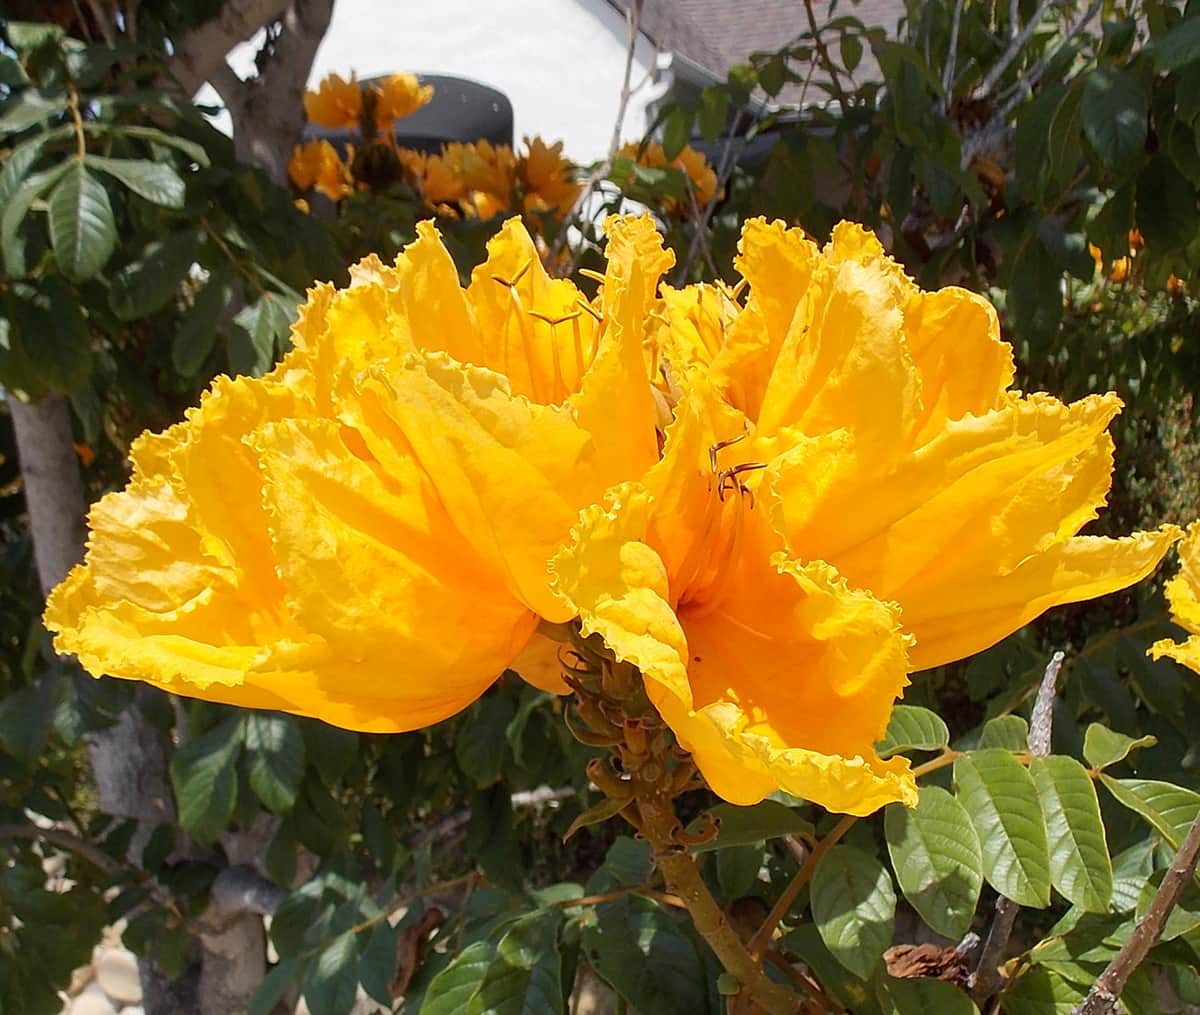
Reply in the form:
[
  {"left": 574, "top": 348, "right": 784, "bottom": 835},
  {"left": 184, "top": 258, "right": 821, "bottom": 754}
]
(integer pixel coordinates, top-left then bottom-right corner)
[
  {"left": 689, "top": 800, "right": 814, "bottom": 852},
  {"left": 563, "top": 796, "right": 629, "bottom": 841},
  {"left": 979, "top": 715, "right": 1030, "bottom": 752},
  {"left": 172, "top": 267, "right": 234, "bottom": 377},
  {"left": 1136, "top": 154, "right": 1198, "bottom": 253},
  {"left": 1082, "top": 723, "right": 1157, "bottom": 770},
  {"left": 811, "top": 844, "right": 896, "bottom": 980},
  {"left": 877, "top": 705, "right": 949, "bottom": 758},
  {"left": 885, "top": 785, "right": 982, "bottom": 939},
  {"left": 1007, "top": 230, "right": 1062, "bottom": 345},
  {"left": 1002, "top": 966, "right": 1088, "bottom": 1014},
  {"left": 1081, "top": 68, "right": 1147, "bottom": 171},
  {"left": 1150, "top": 17, "right": 1200, "bottom": 72},
  {"left": 249, "top": 958, "right": 299, "bottom": 1015},
  {"left": 5, "top": 21, "right": 65, "bottom": 52},
  {"left": 87, "top": 155, "right": 186, "bottom": 208},
  {"left": 301, "top": 721, "right": 358, "bottom": 785},
  {"left": 457, "top": 693, "right": 517, "bottom": 789},
  {"left": 698, "top": 86, "right": 730, "bottom": 142},
  {"left": 467, "top": 909, "right": 564, "bottom": 1015},
  {"left": 108, "top": 230, "right": 199, "bottom": 320},
  {"left": 0, "top": 677, "right": 54, "bottom": 768},
  {"left": 0, "top": 90, "right": 64, "bottom": 133},
  {"left": 662, "top": 106, "right": 694, "bottom": 161},
  {"left": 878, "top": 975, "right": 979, "bottom": 1014},
  {"left": 359, "top": 917, "right": 400, "bottom": 1005},
  {"left": 169, "top": 715, "right": 244, "bottom": 843},
  {"left": 1031, "top": 756, "right": 1112, "bottom": 912},
  {"left": 955, "top": 749, "right": 1051, "bottom": 907},
  {"left": 303, "top": 929, "right": 358, "bottom": 1015},
  {"left": 245, "top": 712, "right": 305, "bottom": 813},
  {"left": 48, "top": 162, "right": 116, "bottom": 281},
  {"left": 115, "top": 125, "right": 211, "bottom": 167},
  {"left": 420, "top": 940, "right": 495, "bottom": 1015},
  {"left": 841, "top": 34, "right": 864, "bottom": 74},
  {"left": 467, "top": 785, "right": 523, "bottom": 895},
  {"left": 4, "top": 275, "right": 92, "bottom": 391},
  {"left": 265, "top": 815, "right": 297, "bottom": 887},
  {"left": 716, "top": 842, "right": 763, "bottom": 901},
  {"left": 1, "top": 160, "right": 71, "bottom": 275}
]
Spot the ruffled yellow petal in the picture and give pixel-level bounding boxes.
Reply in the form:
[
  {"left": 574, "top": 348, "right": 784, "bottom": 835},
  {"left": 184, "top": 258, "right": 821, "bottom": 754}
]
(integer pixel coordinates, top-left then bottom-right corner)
[
  {"left": 1150, "top": 523, "right": 1200, "bottom": 672},
  {"left": 771, "top": 391, "right": 1180, "bottom": 668},
  {"left": 551, "top": 483, "right": 915, "bottom": 814}
]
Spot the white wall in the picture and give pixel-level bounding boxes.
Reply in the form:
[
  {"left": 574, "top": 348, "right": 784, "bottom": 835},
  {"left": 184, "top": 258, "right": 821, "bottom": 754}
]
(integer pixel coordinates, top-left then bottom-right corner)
[{"left": 206, "top": 0, "right": 667, "bottom": 164}]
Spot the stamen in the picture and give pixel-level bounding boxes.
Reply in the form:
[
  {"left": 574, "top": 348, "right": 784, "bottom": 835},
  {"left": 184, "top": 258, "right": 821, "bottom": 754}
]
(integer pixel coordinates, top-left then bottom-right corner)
[
  {"left": 578, "top": 268, "right": 606, "bottom": 284},
  {"left": 708, "top": 433, "right": 748, "bottom": 474},
  {"left": 731, "top": 277, "right": 748, "bottom": 300},
  {"left": 575, "top": 298, "right": 603, "bottom": 322}
]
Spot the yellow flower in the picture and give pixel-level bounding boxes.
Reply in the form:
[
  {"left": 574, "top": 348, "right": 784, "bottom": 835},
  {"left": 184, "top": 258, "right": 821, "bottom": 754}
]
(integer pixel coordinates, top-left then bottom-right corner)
[
  {"left": 617, "top": 140, "right": 719, "bottom": 212},
  {"left": 45, "top": 217, "right": 668, "bottom": 732},
  {"left": 1150, "top": 524, "right": 1200, "bottom": 673},
  {"left": 519, "top": 136, "right": 580, "bottom": 218},
  {"left": 287, "top": 139, "right": 353, "bottom": 201},
  {"left": 373, "top": 73, "right": 433, "bottom": 129},
  {"left": 553, "top": 217, "right": 1180, "bottom": 815},
  {"left": 303, "top": 72, "right": 363, "bottom": 130}
]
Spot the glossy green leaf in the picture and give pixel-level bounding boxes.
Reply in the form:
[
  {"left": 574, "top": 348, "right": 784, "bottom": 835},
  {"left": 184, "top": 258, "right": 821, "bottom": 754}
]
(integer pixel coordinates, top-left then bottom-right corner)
[
  {"left": 979, "top": 715, "right": 1030, "bottom": 752},
  {"left": 876, "top": 705, "right": 949, "bottom": 758},
  {"left": 690, "top": 800, "right": 814, "bottom": 852},
  {"left": 1082, "top": 723, "right": 1157, "bottom": 770},
  {"left": 1150, "top": 17, "right": 1200, "bottom": 72},
  {"left": 87, "top": 155, "right": 186, "bottom": 208},
  {"left": 1002, "top": 966, "right": 1088, "bottom": 1014},
  {"left": 1100, "top": 776, "right": 1200, "bottom": 851},
  {"left": 1, "top": 160, "right": 71, "bottom": 275},
  {"left": 1081, "top": 67, "right": 1147, "bottom": 169},
  {"left": 1109, "top": 838, "right": 1155, "bottom": 913},
  {"left": 169, "top": 715, "right": 245, "bottom": 843},
  {"left": 878, "top": 974, "right": 979, "bottom": 1014},
  {"left": 1030, "top": 756, "right": 1112, "bottom": 912},
  {"left": 1136, "top": 869, "right": 1200, "bottom": 941},
  {"left": 467, "top": 909, "right": 564, "bottom": 1015},
  {"left": 48, "top": 162, "right": 116, "bottom": 281},
  {"left": 302, "top": 929, "right": 359, "bottom": 1015},
  {"left": 227, "top": 292, "right": 296, "bottom": 377},
  {"left": 420, "top": 940, "right": 494, "bottom": 1015},
  {"left": 716, "top": 842, "right": 763, "bottom": 901},
  {"left": 244, "top": 713, "right": 305, "bottom": 814},
  {"left": 0, "top": 90, "right": 64, "bottom": 133},
  {"left": 811, "top": 844, "right": 896, "bottom": 980},
  {"left": 954, "top": 749, "right": 1050, "bottom": 907},
  {"left": 885, "top": 785, "right": 982, "bottom": 939},
  {"left": 108, "top": 230, "right": 199, "bottom": 320}
]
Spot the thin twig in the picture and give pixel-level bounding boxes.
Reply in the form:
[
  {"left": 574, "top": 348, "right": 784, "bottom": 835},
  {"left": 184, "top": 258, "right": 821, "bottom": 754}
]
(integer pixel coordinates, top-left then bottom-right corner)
[
  {"left": 0, "top": 822, "right": 122, "bottom": 875},
  {"left": 970, "top": 651, "right": 1062, "bottom": 1003},
  {"left": 978, "top": 0, "right": 1055, "bottom": 97},
  {"left": 941, "top": 0, "right": 966, "bottom": 111},
  {"left": 1072, "top": 809, "right": 1200, "bottom": 1015},
  {"left": 802, "top": 0, "right": 848, "bottom": 110},
  {"left": 993, "top": 0, "right": 1103, "bottom": 119},
  {"left": 748, "top": 813, "right": 857, "bottom": 961}
]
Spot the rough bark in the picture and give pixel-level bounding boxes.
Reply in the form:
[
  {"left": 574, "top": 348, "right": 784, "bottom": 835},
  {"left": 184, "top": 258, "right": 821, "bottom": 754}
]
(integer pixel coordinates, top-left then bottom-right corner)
[{"left": 166, "top": 0, "right": 292, "bottom": 95}]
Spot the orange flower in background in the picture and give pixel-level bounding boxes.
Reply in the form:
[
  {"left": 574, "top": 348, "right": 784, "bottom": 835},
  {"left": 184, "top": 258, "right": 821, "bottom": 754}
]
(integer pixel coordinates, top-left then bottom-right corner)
[
  {"left": 519, "top": 136, "right": 580, "bottom": 217},
  {"left": 373, "top": 73, "right": 434, "bottom": 129},
  {"left": 287, "top": 139, "right": 353, "bottom": 200},
  {"left": 303, "top": 72, "right": 363, "bottom": 130},
  {"left": 618, "top": 140, "right": 719, "bottom": 210},
  {"left": 45, "top": 217, "right": 666, "bottom": 732}
]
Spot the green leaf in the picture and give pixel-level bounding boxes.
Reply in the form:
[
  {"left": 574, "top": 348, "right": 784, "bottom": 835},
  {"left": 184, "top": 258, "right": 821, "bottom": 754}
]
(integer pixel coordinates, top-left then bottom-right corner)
[
  {"left": 244, "top": 713, "right": 305, "bottom": 813},
  {"left": 111, "top": 125, "right": 211, "bottom": 167},
  {"left": 876, "top": 705, "right": 949, "bottom": 758},
  {"left": 249, "top": 958, "right": 299, "bottom": 1015},
  {"left": 6, "top": 22, "right": 65, "bottom": 53},
  {"left": 954, "top": 750, "right": 1051, "bottom": 907},
  {"left": 563, "top": 795, "right": 630, "bottom": 841},
  {"left": 1082, "top": 722, "right": 1157, "bottom": 771},
  {"left": 420, "top": 940, "right": 494, "bottom": 1015},
  {"left": 1002, "top": 966, "right": 1088, "bottom": 1014},
  {"left": 1, "top": 160, "right": 71, "bottom": 275},
  {"left": 885, "top": 785, "right": 983, "bottom": 939},
  {"left": 456, "top": 693, "right": 517, "bottom": 789},
  {"left": 227, "top": 292, "right": 294, "bottom": 377},
  {"left": 467, "top": 909, "right": 564, "bottom": 1015},
  {"left": 716, "top": 842, "right": 763, "bottom": 901},
  {"left": 979, "top": 715, "right": 1030, "bottom": 752},
  {"left": 108, "top": 230, "right": 199, "bottom": 320},
  {"left": 1150, "top": 17, "right": 1200, "bottom": 72},
  {"left": 581, "top": 895, "right": 710, "bottom": 1015},
  {"left": 173, "top": 268, "right": 233, "bottom": 377},
  {"left": 359, "top": 918, "right": 400, "bottom": 1005},
  {"left": 1030, "top": 756, "right": 1112, "bottom": 912},
  {"left": 1100, "top": 776, "right": 1200, "bottom": 851},
  {"left": 841, "top": 34, "right": 864, "bottom": 74},
  {"left": 265, "top": 815, "right": 298, "bottom": 887},
  {"left": 878, "top": 974, "right": 979, "bottom": 1014},
  {"left": 759, "top": 54, "right": 787, "bottom": 97},
  {"left": 589, "top": 836, "right": 652, "bottom": 891},
  {"left": 0, "top": 90, "right": 65, "bottom": 133},
  {"left": 300, "top": 720, "right": 359, "bottom": 785},
  {"left": 48, "top": 162, "right": 116, "bottom": 281},
  {"left": 169, "top": 715, "right": 245, "bottom": 843},
  {"left": 4, "top": 276, "right": 92, "bottom": 391},
  {"left": 1137, "top": 868, "right": 1200, "bottom": 940},
  {"left": 0, "top": 135, "right": 50, "bottom": 211},
  {"left": 698, "top": 86, "right": 730, "bottom": 142},
  {"left": 810, "top": 844, "right": 896, "bottom": 980},
  {"left": 1081, "top": 67, "right": 1147, "bottom": 170},
  {"left": 662, "top": 106, "right": 694, "bottom": 161},
  {"left": 0, "top": 677, "right": 54, "bottom": 769},
  {"left": 86, "top": 155, "right": 186, "bottom": 208},
  {"left": 1007, "top": 230, "right": 1062, "bottom": 345},
  {"left": 690, "top": 800, "right": 814, "bottom": 853},
  {"left": 303, "top": 929, "right": 359, "bottom": 1015}
]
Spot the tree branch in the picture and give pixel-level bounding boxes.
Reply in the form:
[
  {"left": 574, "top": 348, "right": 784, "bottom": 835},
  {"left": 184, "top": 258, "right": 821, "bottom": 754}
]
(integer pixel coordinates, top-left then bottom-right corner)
[
  {"left": 165, "top": 0, "right": 291, "bottom": 96},
  {"left": 1072, "top": 810, "right": 1200, "bottom": 1014},
  {"left": 977, "top": 0, "right": 1055, "bottom": 98}
]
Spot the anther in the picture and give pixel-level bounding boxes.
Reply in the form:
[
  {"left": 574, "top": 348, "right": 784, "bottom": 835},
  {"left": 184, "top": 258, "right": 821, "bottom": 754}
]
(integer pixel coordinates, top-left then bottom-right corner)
[
  {"left": 708, "top": 433, "right": 748, "bottom": 474},
  {"left": 528, "top": 309, "right": 583, "bottom": 326}
]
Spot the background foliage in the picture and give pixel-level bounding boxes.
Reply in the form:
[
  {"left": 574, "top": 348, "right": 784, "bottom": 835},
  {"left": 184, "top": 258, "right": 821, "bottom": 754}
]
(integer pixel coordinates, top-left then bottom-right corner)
[{"left": 3, "top": 2, "right": 1200, "bottom": 1013}]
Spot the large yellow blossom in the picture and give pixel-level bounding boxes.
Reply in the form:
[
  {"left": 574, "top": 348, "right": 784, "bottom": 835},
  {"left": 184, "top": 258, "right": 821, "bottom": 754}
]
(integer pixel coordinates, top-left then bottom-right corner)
[
  {"left": 45, "top": 217, "right": 665, "bottom": 732},
  {"left": 1150, "top": 524, "right": 1200, "bottom": 672},
  {"left": 553, "top": 217, "right": 1179, "bottom": 814},
  {"left": 303, "top": 72, "right": 363, "bottom": 131}
]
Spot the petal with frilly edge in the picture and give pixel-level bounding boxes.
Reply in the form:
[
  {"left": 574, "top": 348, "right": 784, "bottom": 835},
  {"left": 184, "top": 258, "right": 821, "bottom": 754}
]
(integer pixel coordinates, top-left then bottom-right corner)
[
  {"left": 1150, "top": 523, "right": 1200, "bottom": 673},
  {"left": 551, "top": 484, "right": 916, "bottom": 814}
]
